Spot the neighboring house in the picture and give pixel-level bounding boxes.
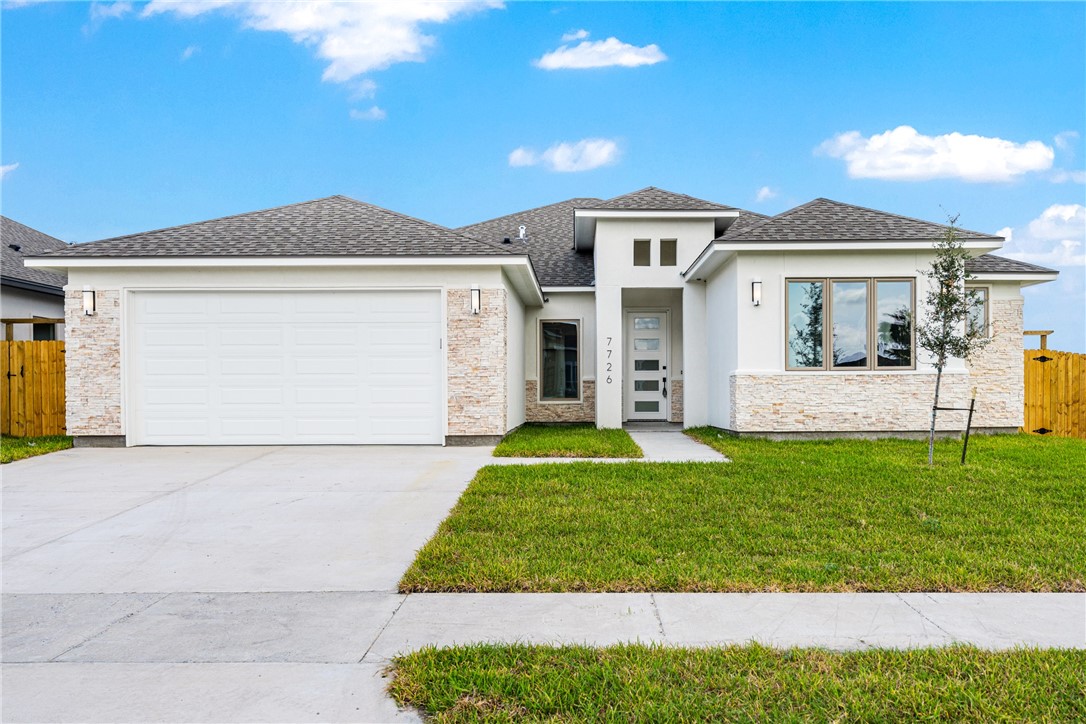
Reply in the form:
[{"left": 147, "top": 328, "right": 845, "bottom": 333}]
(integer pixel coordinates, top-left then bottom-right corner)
[
  {"left": 26, "top": 188, "right": 1057, "bottom": 447},
  {"left": 1, "top": 216, "right": 68, "bottom": 341}
]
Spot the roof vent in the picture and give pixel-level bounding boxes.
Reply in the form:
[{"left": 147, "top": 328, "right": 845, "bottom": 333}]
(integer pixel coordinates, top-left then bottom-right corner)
[
  {"left": 502, "top": 237, "right": 511, "bottom": 244},
  {"left": 8, "top": 244, "right": 21, "bottom": 252},
  {"left": 518, "top": 224, "right": 527, "bottom": 240}
]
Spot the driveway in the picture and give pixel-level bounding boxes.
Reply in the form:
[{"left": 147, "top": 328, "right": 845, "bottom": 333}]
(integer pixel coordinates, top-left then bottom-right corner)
[{"left": 2, "top": 445, "right": 493, "bottom": 723}]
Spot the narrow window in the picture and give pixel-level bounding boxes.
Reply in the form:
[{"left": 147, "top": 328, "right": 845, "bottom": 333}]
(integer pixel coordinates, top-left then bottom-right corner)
[
  {"left": 786, "top": 280, "right": 824, "bottom": 369},
  {"left": 967, "top": 287, "right": 989, "bottom": 338},
  {"left": 633, "top": 239, "right": 651, "bottom": 266},
  {"left": 660, "top": 239, "right": 677, "bottom": 266},
  {"left": 875, "top": 280, "right": 913, "bottom": 368},
  {"left": 831, "top": 280, "right": 869, "bottom": 368},
  {"left": 540, "top": 321, "right": 579, "bottom": 400},
  {"left": 32, "top": 323, "right": 56, "bottom": 341}
]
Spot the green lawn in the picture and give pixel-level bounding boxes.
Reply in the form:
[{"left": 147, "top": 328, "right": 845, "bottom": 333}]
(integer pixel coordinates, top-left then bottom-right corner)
[
  {"left": 391, "top": 643, "right": 1086, "bottom": 723},
  {"left": 0, "top": 435, "right": 72, "bottom": 464},
  {"left": 493, "top": 424, "right": 642, "bottom": 458},
  {"left": 400, "top": 433, "right": 1085, "bottom": 592}
]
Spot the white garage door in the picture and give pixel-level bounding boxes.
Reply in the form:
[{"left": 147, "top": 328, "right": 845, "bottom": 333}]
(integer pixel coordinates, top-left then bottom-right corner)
[{"left": 129, "top": 290, "right": 443, "bottom": 445}]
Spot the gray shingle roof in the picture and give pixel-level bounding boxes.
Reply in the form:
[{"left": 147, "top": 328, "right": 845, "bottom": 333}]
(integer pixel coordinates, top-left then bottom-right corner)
[
  {"left": 722, "top": 198, "right": 1004, "bottom": 242},
  {"left": 719, "top": 209, "right": 771, "bottom": 239},
  {"left": 584, "top": 186, "right": 737, "bottom": 212},
  {"left": 36, "top": 196, "right": 513, "bottom": 258},
  {"left": 1, "top": 216, "right": 69, "bottom": 292},
  {"left": 966, "top": 254, "right": 1057, "bottom": 275},
  {"left": 458, "top": 198, "right": 601, "bottom": 287}
]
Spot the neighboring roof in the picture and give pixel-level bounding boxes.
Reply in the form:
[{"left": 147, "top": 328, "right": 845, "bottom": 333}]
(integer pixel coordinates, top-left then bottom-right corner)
[
  {"left": 1, "top": 216, "right": 69, "bottom": 293},
  {"left": 966, "top": 254, "right": 1057, "bottom": 275},
  {"left": 722, "top": 198, "right": 1004, "bottom": 242},
  {"left": 458, "top": 197, "right": 602, "bottom": 287},
  {"left": 582, "top": 186, "right": 737, "bottom": 212},
  {"left": 35, "top": 196, "right": 514, "bottom": 258},
  {"left": 719, "top": 209, "right": 771, "bottom": 239}
]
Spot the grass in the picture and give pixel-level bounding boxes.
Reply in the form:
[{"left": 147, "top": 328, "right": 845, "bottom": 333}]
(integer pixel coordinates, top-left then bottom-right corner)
[
  {"left": 400, "top": 433, "right": 1086, "bottom": 592},
  {"left": 493, "top": 424, "right": 642, "bottom": 458},
  {"left": 0, "top": 435, "right": 72, "bottom": 464},
  {"left": 389, "top": 643, "right": 1086, "bottom": 723}
]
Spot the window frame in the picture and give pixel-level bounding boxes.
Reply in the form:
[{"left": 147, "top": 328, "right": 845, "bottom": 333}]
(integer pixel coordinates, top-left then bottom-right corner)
[
  {"left": 659, "top": 238, "right": 678, "bottom": 267},
  {"left": 633, "top": 238, "right": 651, "bottom": 267},
  {"left": 966, "top": 285, "right": 990, "bottom": 339},
  {"left": 537, "top": 319, "right": 582, "bottom": 403},
  {"left": 785, "top": 276, "right": 916, "bottom": 372}
]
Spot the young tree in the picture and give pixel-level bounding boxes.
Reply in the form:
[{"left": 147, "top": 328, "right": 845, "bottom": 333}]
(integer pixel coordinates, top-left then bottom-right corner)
[{"left": 916, "top": 215, "right": 990, "bottom": 465}]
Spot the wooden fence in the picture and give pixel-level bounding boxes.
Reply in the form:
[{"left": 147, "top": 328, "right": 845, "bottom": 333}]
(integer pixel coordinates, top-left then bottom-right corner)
[
  {"left": 1023, "top": 349, "right": 1085, "bottom": 439},
  {"left": 0, "top": 341, "right": 66, "bottom": 437}
]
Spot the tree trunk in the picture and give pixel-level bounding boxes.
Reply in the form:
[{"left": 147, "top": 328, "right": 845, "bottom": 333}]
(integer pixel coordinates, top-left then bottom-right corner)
[{"left": 928, "top": 365, "right": 943, "bottom": 466}]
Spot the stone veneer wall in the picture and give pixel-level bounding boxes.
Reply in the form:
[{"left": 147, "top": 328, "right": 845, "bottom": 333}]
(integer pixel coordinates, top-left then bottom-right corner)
[
  {"left": 65, "top": 288, "right": 123, "bottom": 436},
  {"left": 730, "top": 371, "right": 971, "bottom": 433},
  {"left": 966, "top": 298, "right": 1024, "bottom": 429},
  {"left": 447, "top": 288, "right": 507, "bottom": 436},
  {"left": 525, "top": 380, "right": 596, "bottom": 423},
  {"left": 670, "top": 379, "right": 684, "bottom": 423}
]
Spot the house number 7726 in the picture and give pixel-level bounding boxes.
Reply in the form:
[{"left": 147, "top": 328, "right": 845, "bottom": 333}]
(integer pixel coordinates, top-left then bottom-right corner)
[{"left": 605, "top": 337, "right": 613, "bottom": 384}]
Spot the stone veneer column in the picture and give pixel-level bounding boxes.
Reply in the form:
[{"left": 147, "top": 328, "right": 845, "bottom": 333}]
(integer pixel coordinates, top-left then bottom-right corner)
[
  {"left": 966, "top": 297, "right": 1024, "bottom": 429},
  {"left": 446, "top": 288, "right": 507, "bottom": 440},
  {"left": 65, "top": 288, "right": 124, "bottom": 442}
]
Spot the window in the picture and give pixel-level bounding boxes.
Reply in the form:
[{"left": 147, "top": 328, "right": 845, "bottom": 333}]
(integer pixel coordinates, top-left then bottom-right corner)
[
  {"left": 540, "top": 321, "right": 579, "bottom": 400},
  {"left": 633, "top": 239, "right": 651, "bottom": 266},
  {"left": 660, "top": 239, "right": 677, "bottom": 266},
  {"left": 786, "top": 278, "right": 914, "bottom": 371},
  {"left": 967, "top": 287, "right": 989, "bottom": 338},
  {"left": 32, "top": 323, "right": 56, "bottom": 341}
]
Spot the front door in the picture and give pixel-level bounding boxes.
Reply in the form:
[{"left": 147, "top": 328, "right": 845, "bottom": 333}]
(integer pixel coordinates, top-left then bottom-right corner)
[{"left": 625, "top": 311, "right": 669, "bottom": 421}]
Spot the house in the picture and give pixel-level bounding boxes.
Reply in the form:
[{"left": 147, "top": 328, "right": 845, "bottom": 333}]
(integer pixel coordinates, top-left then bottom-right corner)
[
  {"left": 1, "top": 216, "right": 68, "bottom": 341},
  {"left": 25, "top": 188, "right": 1057, "bottom": 447}
]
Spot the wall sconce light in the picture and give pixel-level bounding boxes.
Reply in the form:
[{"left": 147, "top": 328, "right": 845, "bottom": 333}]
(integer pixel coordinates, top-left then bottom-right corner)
[
  {"left": 751, "top": 279, "right": 762, "bottom": 307},
  {"left": 82, "top": 285, "right": 96, "bottom": 316},
  {"left": 470, "top": 285, "right": 481, "bottom": 315}
]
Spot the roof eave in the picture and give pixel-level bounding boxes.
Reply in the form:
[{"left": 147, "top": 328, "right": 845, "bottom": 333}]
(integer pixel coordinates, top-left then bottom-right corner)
[
  {"left": 573, "top": 208, "right": 739, "bottom": 251},
  {"left": 0, "top": 275, "right": 66, "bottom": 296},
  {"left": 970, "top": 271, "right": 1059, "bottom": 287}
]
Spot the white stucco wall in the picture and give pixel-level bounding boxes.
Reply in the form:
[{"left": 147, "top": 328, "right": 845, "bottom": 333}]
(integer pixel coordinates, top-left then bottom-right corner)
[
  {"left": 504, "top": 272, "right": 526, "bottom": 431},
  {"left": 705, "top": 256, "right": 738, "bottom": 429},
  {"left": 524, "top": 291, "right": 596, "bottom": 382},
  {"left": 1, "top": 285, "right": 65, "bottom": 340}
]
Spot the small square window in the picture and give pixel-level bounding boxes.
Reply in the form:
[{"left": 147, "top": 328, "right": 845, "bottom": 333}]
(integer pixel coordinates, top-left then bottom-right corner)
[
  {"left": 633, "top": 239, "right": 651, "bottom": 266},
  {"left": 660, "top": 239, "right": 677, "bottom": 266}
]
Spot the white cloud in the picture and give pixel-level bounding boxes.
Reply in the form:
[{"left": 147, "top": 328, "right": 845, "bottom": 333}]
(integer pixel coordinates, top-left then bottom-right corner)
[
  {"left": 817, "top": 125, "right": 1054, "bottom": 182},
  {"left": 999, "top": 203, "right": 1085, "bottom": 267},
  {"left": 507, "top": 147, "right": 537, "bottom": 167},
  {"left": 1050, "top": 169, "right": 1086, "bottom": 184},
  {"left": 349, "top": 79, "right": 378, "bottom": 100},
  {"left": 1054, "top": 130, "right": 1079, "bottom": 151},
  {"left": 0, "top": 162, "right": 19, "bottom": 180},
  {"left": 561, "top": 29, "right": 589, "bottom": 43},
  {"left": 349, "top": 106, "right": 387, "bottom": 121},
  {"left": 508, "top": 138, "right": 620, "bottom": 173},
  {"left": 141, "top": 1, "right": 501, "bottom": 83},
  {"left": 534, "top": 36, "right": 667, "bottom": 70},
  {"left": 180, "top": 44, "right": 200, "bottom": 61},
  {"left": 755, "top": 186, "right": 777, "bottom": 202},
  {"left": 84, "top": 1, "right": 132, "bottom": 33}
]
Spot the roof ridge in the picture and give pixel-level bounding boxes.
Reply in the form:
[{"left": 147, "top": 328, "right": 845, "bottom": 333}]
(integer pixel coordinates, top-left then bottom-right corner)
[
  {"left": 812, "top": 197, "right": 1003, "bottom": 240},
  {"left": 66, "top": 196, "right": 348, "bottom": 248},
  {"left": 457, "top": 197, "right": 604, "bottom": 231}
]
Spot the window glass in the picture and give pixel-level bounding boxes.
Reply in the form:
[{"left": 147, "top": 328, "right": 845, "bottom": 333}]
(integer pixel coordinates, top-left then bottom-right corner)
[
  {"left": 633, "top": 239, "right": 651, "bottom": 266},
  {"left": 634, "top": 401, "right": 659, "bottom": 412},
  {"left": 831, "top": 281, "right": 869, "bottom": 367},
  {"left": 32, "top": 324, "right": 56, "bottom": 341},
  {"left": 540, "top": 321, "right": 578, "bottom": 400},
  {"left": 967, "top": 287, "right": 988, "bottom": 338},
  {"left": 660, "top": 239, "right": 677, "bottom": 266},
  {"left": 634, "top": 380, "right": 660, "bottom": 391},
  {"left": 634, "top": 338, "right": 659, "bottom": 350},
  {"left": 787, "top": 281, "right": 824, "bottom": 368},
  {"left": 634, "top": 359, "right": 660, "bottom": 371},
  {"left": 634, "top": 317, "right": 659, "bottom": 330},
  {"left": 875, "top": 280, "right": 912, "bottom": 367}
]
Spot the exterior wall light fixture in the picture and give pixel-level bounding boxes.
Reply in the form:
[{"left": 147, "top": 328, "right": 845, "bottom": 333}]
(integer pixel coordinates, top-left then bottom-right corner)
[
  {"left": 470, "top": 285, "right": 481, "bottom": 315},
  {"left": 82, "top": 286, "right": 96, "bottom": 316},
  {"left": 751, "top": 279, "right": 762, "bottom": 307}
]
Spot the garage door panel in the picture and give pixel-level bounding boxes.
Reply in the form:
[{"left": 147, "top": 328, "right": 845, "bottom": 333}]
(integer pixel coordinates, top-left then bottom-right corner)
[{"left": 131, "top": 290, "right": 443, "bottom": 445}]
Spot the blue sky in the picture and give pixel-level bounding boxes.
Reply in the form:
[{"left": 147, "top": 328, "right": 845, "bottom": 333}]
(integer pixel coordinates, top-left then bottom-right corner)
[{"left": 3, "top": 1, "right": 1084, "bottom": 350}]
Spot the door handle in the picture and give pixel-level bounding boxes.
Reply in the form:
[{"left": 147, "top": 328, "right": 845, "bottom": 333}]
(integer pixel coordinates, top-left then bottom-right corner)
[{"left": 662, "top": 376, "right": 667, "bottom": 398}]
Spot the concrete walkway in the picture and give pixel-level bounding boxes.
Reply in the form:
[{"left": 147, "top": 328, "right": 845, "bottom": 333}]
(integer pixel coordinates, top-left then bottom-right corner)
[{"left": 491, "top": 430, "right": 729, "bottom": 464}]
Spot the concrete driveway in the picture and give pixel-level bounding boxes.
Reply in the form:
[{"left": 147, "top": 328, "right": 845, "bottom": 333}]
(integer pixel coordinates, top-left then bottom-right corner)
[{"left": 2, "top": 445, "right": 493, "bottom": 723}]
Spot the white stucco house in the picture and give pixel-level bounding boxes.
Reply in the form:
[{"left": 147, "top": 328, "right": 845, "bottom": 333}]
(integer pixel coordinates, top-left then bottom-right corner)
[
  {"left": 26, "top": 187, "right": 1057, "bottom": 447},
  {"left": 2, "top": 216, "right": 68, "bottom": 341}
]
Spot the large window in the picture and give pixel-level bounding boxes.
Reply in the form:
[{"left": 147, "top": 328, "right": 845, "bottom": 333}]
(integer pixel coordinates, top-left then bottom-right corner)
[
  {"left": 540, "top": 321, "right": 580, "bottom": 400},
  {"left": 787, "top": 278, "right": 914, "bottom": 371}
]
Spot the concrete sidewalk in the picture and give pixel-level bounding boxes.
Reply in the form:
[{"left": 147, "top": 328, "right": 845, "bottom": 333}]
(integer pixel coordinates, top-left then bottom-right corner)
[{"left": 490, "top": 430, "right": 729, "bottom": 464}]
